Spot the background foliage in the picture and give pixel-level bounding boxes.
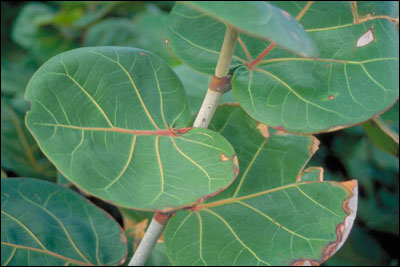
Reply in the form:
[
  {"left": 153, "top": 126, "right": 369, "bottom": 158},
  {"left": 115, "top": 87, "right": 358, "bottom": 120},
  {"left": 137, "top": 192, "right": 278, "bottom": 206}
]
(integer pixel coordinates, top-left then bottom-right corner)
[{"left": 1, "top": 1, "right": 398, "bottom": 266}]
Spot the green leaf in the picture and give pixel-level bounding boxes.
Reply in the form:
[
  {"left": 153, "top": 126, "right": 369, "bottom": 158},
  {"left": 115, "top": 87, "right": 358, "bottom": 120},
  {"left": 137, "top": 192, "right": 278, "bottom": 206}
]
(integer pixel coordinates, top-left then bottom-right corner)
[
  {"left": 1, "top": 98, "right": 56, "bottom": 180},
  {"left": 11, "top": 2, "right": 55, "bottom": 49},
  {"left": 362, "top": 102, "right": 399, "bottom": 156},
  {"left": 145, "top": 243, "right": 172, "bottom": 266},
  {"left": 84, "top": 18, "right": 138, "bottom": 47},
  {"left": 25, "top": 47, "right": 238, "bottom": 211},
  {"left": 233, "top": 2, "right": 399, "bottom": 134},
  {"left": 133, "top": 12, "right": 180, "bottom": 65},
  {"left": 165, "top": 105, "right": 358, "bottom": 266},
  {"left": 166, "top": 2, "right": 317, "bottom": 73},
  {"left": 1, "top": 178, "right": 127, "bottom": 266}
]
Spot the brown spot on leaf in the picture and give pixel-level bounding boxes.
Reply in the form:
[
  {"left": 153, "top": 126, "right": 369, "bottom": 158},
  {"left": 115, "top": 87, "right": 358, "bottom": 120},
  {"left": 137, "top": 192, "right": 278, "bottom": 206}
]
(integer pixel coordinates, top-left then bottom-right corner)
[
  {"left": 165, "top": 39, "right": 169, "bottom": 44},
  {"left": 139, "top": 52, "right": 146, "bottom": 55},
  {"left": 256, "top": 123, "right": 270, "bottom": 139},
  {"left": 328, "top": 95, "right": 335, "bottom": 100},
  {"left": 220, "top": 154, "right": 230, "bottom": 162}
]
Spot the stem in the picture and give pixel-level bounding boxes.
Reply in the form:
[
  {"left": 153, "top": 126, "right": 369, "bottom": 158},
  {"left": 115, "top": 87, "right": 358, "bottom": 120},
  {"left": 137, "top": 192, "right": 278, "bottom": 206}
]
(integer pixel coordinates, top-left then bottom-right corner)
[
  {"left": 247, "top": 43, "right": 276, "bottom": 69},
  {"left": 128, "top": 25, "right": 239, "bottom": 267},
  {"left": 193, "top": 25, "right": 239, "bottom": 128},
  {"left": 128, "top": 212, "right": 171, "bottom": 266}
]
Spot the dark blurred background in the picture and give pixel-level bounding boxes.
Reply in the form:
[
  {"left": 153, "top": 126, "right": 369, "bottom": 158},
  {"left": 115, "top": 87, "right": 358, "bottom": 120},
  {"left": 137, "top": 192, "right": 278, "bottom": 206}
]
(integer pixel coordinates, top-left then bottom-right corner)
[{"left": 1, "top": 2, "right": 398, "bottom": 266}]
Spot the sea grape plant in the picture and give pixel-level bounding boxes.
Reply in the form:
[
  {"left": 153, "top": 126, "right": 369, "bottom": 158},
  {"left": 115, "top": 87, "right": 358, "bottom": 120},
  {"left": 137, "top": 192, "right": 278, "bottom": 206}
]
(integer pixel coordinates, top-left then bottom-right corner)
[{"left": 1, "top": 1, "right": 398, "bottom": 266}]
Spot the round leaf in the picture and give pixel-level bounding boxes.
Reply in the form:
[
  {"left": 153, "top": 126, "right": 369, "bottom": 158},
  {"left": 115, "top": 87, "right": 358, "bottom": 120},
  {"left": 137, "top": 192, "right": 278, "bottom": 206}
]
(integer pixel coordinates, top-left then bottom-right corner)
[
  {"left": 233, "top": 1, "right": 399, "bottom": 134},
  {"left": 1, "top": 178, "right": 127, "bottom": 266},
  {"left": 25, "top": 47, "right": 238, "bottom": 211},
  {"left": 165, "top": 105, "right": 358, "bottom": 266}
]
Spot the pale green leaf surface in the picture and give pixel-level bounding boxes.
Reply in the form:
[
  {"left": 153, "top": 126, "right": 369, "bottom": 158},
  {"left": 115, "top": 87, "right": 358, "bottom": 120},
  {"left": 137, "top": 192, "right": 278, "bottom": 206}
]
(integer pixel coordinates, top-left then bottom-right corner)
[
  {"left": 1, "top": 178, "right": 127, "bottom": 266},
  {"left": 233, "top": 1, "right": 399, "bottom": 134},
  {"left": 25, "top": 47, "right": 238, "bottom": 211},
  {"left": 165, "top": 106, "right": 358, "bottom": 266}
]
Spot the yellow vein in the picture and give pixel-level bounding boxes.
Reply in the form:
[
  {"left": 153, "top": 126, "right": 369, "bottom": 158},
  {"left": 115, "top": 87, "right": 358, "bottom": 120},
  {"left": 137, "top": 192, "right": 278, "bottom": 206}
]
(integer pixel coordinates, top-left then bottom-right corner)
[
  {"left": 233, "top": 139, "right": 267, "bottom": 198},
  {"left": 89, "top": 50, "right": 160, "bottom": 130},
  {"left": 148, "top": 56, "right": 169, "bottom": 129},
  {"left": 295, "top": 185, "right": 341, "bottom": 217},
  {"left": 197, "top": 181, "right": 322, "bottom": 209},
  {"left": 0, "top": 242, "right": 92, "bottom": 266},
  {"left": 2, "top": 246, "right": 16, "bottom": 266},
  {"left": 170, "top": 137, "right": 212, "bottom": 192},
  {"left": 253, "top": 68, "right": 352, "bottom": 119},
  {"left": 1, "top": 210, "right": 47, "bottom": 251},
  {"left": 360, "top": 64, "right": 391, "bottom": 93},
  {"left": 170, "top": 213, "right": 193, "bottom": 244},
  {"left": 306, "top": 23, "right": 354, "bottom": 32},
  {"left": 236, "top": 201, "right": 329, "bottom": 242},
  {"left": 248, "top": 70, "right": 257, "bottom": 113},
  {"left": 202, "top": 209, "right": 271, "bottom": 266},
  {"left": 103, "top": 135, "right": 137, "bottom": 190},
  {"left": 257, "top": 57, "right": 398, "bottom": 65},
  {"left": 195, "top": 212, "right": 208, "bottom": 266},
  {"left": 47, "top": 72, "right": 113, "bottom": 128},
  {"left": 150, "top": 136, "right": 165, "bottom": 204},
  {"left": 85, "top": 207, "right": 101, "bottom": 266},
  {"left": 344, "top": 64, "right": 364, "bottom": 107},
  {"left": 17, "top": 192, "right": 91, "bottom": 263},
  {"left": 217, "top": 111, "right": 234, "bottom": 134},
  {"left": 176, "top": 136, "right": 227, "bottom": 153}
]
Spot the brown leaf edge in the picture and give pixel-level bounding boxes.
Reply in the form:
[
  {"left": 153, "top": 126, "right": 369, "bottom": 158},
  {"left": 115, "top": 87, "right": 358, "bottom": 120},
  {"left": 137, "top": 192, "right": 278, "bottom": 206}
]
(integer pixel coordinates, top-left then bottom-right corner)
[{"left": 291, "top": 180, "right": 358, "bottom": 266}]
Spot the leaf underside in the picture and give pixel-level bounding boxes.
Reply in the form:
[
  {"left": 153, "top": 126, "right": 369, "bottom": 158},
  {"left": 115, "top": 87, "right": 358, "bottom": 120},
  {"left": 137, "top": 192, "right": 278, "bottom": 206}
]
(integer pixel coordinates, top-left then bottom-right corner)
[
  {"left": 165, "top": 105, "right": 358, "bottom": 266},
  {"left": 167, "top": 1, "right": 399, "bottom": 134},
  {"left": 1, "top": 178, "right": 127, "bottom": 266},
  {"left": 25, "top": 47, "right": 238, "bottom": 211}
]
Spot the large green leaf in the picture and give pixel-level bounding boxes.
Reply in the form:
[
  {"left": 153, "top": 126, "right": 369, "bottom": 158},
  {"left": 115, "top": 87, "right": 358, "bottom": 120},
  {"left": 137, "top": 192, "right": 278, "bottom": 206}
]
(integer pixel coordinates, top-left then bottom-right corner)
[
  {"left": 233, "top": 1, "right": 399, "bottom": 134},
  {"left": 165, "top": 105, "right": 358, "bottom": 266},
  {"left": 1, "top": 178, "right": 127, "bottom": 266},
  {"left": 25, "top": 47, "right": 238, "bottom": 211},
  {"left": 166, "top": 2, "right": 317, "bottom": 74},
  {"left": 1, "top": 98, "right": 56, "bottom": 180}
]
